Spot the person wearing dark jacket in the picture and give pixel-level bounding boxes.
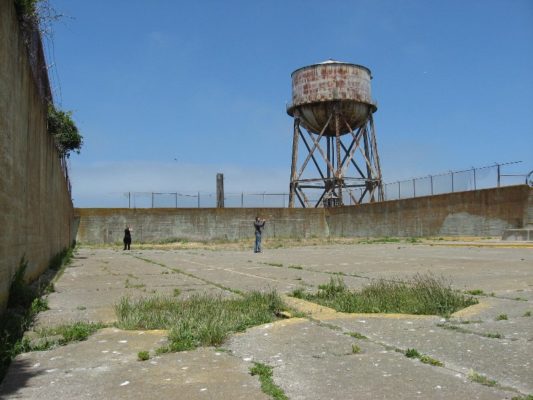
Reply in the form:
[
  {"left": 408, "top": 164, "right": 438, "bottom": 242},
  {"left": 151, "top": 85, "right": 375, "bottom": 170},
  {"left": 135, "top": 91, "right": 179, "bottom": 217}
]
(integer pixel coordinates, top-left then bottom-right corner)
[
  {"left": 123, "top": 226, "right": 132, "bottom": 250},
  {"left": 254, "top": 217, "right": 265, "bottom": 253}
]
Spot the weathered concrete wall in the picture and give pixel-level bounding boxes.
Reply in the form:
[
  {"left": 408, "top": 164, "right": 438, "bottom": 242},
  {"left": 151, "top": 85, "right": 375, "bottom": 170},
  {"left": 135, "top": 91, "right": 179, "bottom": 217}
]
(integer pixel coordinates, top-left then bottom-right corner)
[
  {"left": 76, "top": 186, "right": 530, "bottom": 244},
  {"left": 0, "top": 0, "right": 75, "bottom": 310},
  {"left": 75, "top": 208, "right": 328, "bottom": 244},
  {"left": 326, "top": 185, "right": 530, "bottom": 237}
]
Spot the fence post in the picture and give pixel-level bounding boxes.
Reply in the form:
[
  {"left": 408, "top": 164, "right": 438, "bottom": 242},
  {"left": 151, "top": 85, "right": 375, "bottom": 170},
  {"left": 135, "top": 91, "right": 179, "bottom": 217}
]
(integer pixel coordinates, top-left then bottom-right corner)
[
  {"left": 128, "top": 192, "right": 131, "bottom": 208},
  {"left": 451, "top": 172, "right": 454, "bottom": 193},
  {"left": 241, "top": 192, "right": 244, "bottom": 208},
  {"left": 413, "top": 178, "right": 416, "bottom": 198},
  {"left": 263, "top": 192, "right": 265, "bottom": 206},
  {"left": 151, "top": 193, "right": 154, "bottom": 208},
  {"left": 198, "top": 192, "right": 200, "bottom": 208},
  {"left": 398, "top": 181, "right": 401, "bottom": 199},
  {"left": 472, "top": 168, "right": 476, "bottom": 190},
  {"left": 175, "top": 193, "right": 178, "bottom": 208},
  {"left": 430, "top": 175, "right": 433, "bottom": 195},
  {"left": 497, "top": 164, "right": 501, "bottom": 187}
]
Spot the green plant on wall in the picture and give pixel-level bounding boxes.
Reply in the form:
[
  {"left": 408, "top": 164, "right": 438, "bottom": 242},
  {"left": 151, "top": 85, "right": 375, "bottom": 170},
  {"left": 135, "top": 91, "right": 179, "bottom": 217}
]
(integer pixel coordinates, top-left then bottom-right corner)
[
  {"left": 14, "top": 0, "right": 40, "bottom": 20},
  {"left": 47, "top": 104, "right": 83, "bottom": 158}
]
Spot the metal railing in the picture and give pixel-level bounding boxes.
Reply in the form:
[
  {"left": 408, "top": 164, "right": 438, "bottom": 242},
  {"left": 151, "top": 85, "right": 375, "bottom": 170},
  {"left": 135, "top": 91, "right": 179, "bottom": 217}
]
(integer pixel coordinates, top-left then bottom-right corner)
[{"left": 109, "top": 161, "right": 527, "bottom": 208}]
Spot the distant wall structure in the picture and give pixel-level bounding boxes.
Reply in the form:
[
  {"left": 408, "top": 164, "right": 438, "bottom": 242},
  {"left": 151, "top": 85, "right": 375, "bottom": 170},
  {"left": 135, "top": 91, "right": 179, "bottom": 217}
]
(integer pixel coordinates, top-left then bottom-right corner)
[
  {"left": 76, "top": 186, "right": 531, "bottom": 244},
  {"left": 76, "top": 208, "right": 328, "bottom": 244},
  {"left": 0, "top": 0, "right": 75, "bottom": 310}
]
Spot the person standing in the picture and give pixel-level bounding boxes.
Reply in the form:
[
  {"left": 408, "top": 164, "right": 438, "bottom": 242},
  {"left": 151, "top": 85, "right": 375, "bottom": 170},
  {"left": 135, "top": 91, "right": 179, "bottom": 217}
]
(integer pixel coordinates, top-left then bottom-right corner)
[
  {"left": 123, "top": 226, "right": 132, "bottom": 250},
  {"left": 254, "top": 217, "right": 266, "bottom": 253}
]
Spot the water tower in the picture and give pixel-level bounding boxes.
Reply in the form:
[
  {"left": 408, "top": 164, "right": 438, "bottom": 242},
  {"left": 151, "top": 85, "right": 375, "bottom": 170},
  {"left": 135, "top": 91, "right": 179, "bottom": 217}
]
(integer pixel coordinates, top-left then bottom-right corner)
[{"left": 287, "top": 60, "right": 384, "bottom": 208}]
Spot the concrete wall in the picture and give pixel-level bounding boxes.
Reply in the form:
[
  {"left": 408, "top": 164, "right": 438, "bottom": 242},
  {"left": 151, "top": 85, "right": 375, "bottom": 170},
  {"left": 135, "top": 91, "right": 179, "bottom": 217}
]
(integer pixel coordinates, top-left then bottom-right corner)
[
  {"left": 0, "top": 0, "right": 75, "bottom": 310},
  {"left": 76, "top": 186, "right": 530, "bottom": 244},
  {"left": 326, "top": 185, "right": 530, "bottom": 237},
  {"left": 76, "top": 208, "right": 328, "bottom": 244}
]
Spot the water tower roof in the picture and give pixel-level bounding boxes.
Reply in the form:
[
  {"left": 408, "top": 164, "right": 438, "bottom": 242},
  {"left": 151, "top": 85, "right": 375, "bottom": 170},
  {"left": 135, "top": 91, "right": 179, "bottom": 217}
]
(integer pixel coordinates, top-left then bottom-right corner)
[{"left": 291, "top": 61, "right": 372, "bottom": 78}]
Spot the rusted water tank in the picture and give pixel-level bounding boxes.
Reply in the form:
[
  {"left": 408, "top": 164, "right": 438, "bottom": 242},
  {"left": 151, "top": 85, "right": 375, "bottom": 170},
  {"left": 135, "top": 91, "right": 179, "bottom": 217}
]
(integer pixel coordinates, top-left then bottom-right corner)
[{"left": 287, "top": 60, "right": 377, "bottom": 135}]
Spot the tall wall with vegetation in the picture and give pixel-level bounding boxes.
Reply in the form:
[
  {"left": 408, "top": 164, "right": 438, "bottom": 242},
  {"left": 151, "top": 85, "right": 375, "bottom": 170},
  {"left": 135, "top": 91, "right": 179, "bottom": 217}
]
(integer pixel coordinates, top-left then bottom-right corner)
[{"left": 0, "top": 0, "right": 75, "bottom": 311}]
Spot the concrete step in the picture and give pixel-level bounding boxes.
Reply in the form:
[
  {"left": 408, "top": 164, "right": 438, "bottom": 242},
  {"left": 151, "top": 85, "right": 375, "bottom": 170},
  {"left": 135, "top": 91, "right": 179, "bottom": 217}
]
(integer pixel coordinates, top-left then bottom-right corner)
[{"left": 502, "top": 228, "right": 533, "bottom": 241}]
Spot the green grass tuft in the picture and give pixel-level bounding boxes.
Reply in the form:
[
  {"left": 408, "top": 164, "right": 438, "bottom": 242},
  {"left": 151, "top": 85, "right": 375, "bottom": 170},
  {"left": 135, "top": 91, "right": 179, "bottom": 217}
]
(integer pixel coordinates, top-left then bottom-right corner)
[
  {"left": 404, "top": 348, "right": 443, "bottom": 366},
  {"left": 419, "top": 354, "right": 444, "bottom": 366},
  {"left": 523, "top": 311, "right": 532, "bottom": 317},
  {"left": 405, "top": 348, "right": 420, "bottom": 358},
  {"left": 351, "top": 344, "right": 361, "bottom": 354},
  {"left": 495, "top": 314, "right": 508, "bottom": 321},
  {"left": 288, "top": 265, "right": 303, "bottom": 270},
  {"left": 115, "top": 291, "right": 285, "bottom": 351},
  {"left": 292, "top": 274, "right": 477, "bottom": 316},
  {"left": 250, "top": 362, "right": 288, "bottom": 400},
  {"left": 137, "top": 351, "right": 150, "bottom": 361},
  {"left": 468, "top": 370, "right": 497, "bottom": 387}
]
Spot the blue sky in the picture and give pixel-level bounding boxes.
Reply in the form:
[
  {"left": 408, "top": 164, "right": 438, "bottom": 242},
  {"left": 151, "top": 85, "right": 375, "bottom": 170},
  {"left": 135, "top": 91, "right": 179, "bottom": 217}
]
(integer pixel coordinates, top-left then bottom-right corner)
[{"left": 46, "top": 0, "right": 533, "bottom": 206}]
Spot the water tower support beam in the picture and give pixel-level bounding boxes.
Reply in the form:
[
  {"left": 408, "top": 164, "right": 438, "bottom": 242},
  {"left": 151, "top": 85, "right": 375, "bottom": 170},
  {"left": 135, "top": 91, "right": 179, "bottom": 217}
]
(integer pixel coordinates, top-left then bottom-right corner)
[
  {"left": 289, "top": 117, "right": 300, "bottom": 208},
  {"left": 299, "top": 129, "right": 326, "bottom": 180}
]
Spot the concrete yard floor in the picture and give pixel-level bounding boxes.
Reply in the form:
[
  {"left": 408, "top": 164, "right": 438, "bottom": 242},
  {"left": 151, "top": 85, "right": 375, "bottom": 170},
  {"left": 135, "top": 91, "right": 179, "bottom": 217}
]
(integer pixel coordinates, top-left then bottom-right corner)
[{"left": 1, "top": 242, "right": 532, "bottom": 399}]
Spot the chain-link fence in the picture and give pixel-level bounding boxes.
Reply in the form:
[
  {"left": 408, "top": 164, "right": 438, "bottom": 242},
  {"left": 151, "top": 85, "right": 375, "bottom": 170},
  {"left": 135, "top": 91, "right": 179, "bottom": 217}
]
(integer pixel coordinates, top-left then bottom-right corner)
[
  {"left": 112, "top": 161, "right": 527, "bottom": 208},
  {"left": 382, "top": 161, "right": 526, "bottom": 201}
]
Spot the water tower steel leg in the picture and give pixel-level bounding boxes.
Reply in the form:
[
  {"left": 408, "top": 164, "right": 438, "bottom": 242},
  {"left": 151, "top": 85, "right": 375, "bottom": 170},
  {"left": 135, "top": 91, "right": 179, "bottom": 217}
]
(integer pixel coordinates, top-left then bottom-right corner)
[
  {"left": 369, "top": 115, "right": 384, "bottom": 201},
  {"left": 335, "top": 112, "right": 343, "bottom": 203},
  {"left": 289, "top": 118, "right": 300, "bottom": 208}
]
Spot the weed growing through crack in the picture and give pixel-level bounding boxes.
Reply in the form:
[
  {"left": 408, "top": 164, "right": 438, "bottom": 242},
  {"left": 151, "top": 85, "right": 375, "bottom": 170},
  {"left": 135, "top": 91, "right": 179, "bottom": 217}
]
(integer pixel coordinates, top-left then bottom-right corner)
[
  {"left": 465, "top": 289, "right": 484, "bottom": 295},
  {"left": 250, "top": 362, "right": 288, "bottom": 400},
  {"left": 263, "top": 262, "right": 283, "bottom": 268},
  {"left": 523, "top": 311, "right": 532, "bottom": 317},
  {"left": 346, "top": 332, "right": 367, "bottom": 339},
  {"left": 125, "top": 279, "right": 146, "bottom": 290},
  {"left": 288, "top": 265, "right": 303, "bottom": 270},
  {"left": 405, "top": 348, "right": 420, "bottom": 358},
  {"left": 468, "top": 370, "right": 497, "bottom": 387},
  {"left": 16, "top": 322, "right": 107, "bottom": 353},
  {"left": 291, "top": 274, "right": 477, "bottom": 316},
  {"left": 419, "top": 354, "right": 444, "bottom": 366},
  {"left": 485, "top": 333, "right": 503, "bottom": 339},
  {"left": 495, "top": 314, "right": 508, "bottom": 321},
  {"left": 437, "top": 323, "right": 504, "bottom": 339},
  {"left": 137, "top": 351, "right": 150, "bottom": 361},
  {"left": 351, "top": 344, "right": 361, "bottom": 354},
  {"left": 115, "top": 291, "right": 286, "bottom": 352},
  {"left": 404, "top": 348, "right": 443, "bottom": 366}
]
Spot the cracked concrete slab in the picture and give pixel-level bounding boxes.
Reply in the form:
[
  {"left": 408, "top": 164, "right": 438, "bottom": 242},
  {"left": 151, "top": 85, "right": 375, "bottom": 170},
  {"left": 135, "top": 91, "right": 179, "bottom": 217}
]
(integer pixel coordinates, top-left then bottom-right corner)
[
  {"left": 1, "top": 242, "right": 532, "bottom": 399},
  {"left": 0, "top": 328, "right": 267, "bottom": 400}
]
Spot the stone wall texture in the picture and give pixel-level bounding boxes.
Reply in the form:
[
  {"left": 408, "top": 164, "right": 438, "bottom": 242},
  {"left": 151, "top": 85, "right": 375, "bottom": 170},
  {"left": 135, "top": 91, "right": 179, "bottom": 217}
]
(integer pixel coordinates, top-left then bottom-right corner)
[
  {"left": 0, "top": 0, "right": 75, "bottom": 310},
  {"left": 76, "top": 186, "right": 531, "bottom": 245}
]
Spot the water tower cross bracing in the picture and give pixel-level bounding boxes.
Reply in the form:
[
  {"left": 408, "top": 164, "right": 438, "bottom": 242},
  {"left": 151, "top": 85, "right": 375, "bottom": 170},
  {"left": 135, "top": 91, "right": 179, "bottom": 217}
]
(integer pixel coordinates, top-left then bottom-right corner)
[{"left": 287, "top": 60, "right": 384, "bottom": 208}]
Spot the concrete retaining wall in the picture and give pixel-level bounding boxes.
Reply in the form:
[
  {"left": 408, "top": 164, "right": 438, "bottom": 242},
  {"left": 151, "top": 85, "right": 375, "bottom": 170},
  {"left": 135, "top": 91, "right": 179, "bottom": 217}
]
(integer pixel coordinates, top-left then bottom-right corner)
[
  {"left": 326, "top": 185, "right": 530, "bottom": 237},
  {"left": 76, "top": 208, "right": 328, "bottom": 244},
  {"left": 0, "top": 0, "right": 75, "bottom": 310},
  {"left": 76, "top": 186, "right": 530, "bottom": 244}
]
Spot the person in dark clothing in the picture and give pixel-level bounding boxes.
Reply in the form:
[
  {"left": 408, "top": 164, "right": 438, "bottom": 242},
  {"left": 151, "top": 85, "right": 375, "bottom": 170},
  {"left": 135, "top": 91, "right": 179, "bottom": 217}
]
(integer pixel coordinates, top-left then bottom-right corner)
[
  {"left": 123, "top": 226, "right": 132, "bottom": 250},
  {"left": 253, "top": 217, "right": 265, "bottom": 253}
]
